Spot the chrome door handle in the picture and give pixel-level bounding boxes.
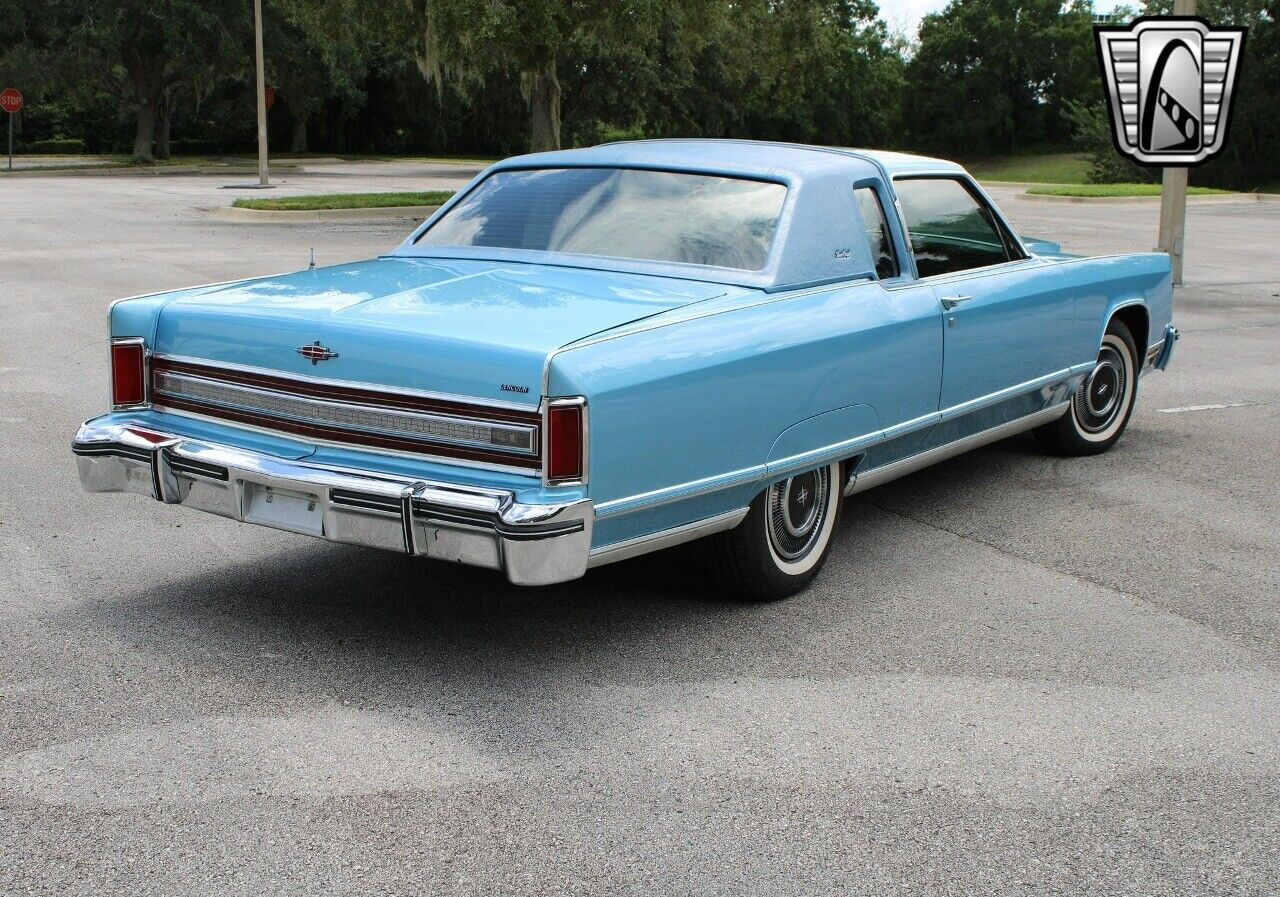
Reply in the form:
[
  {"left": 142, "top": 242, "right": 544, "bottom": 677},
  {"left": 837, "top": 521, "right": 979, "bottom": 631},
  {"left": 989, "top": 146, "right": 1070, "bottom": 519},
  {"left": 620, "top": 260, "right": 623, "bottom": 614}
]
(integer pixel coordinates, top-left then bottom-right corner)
[{"left": 940, "top": 294, "right": 973, "bottom": 311}]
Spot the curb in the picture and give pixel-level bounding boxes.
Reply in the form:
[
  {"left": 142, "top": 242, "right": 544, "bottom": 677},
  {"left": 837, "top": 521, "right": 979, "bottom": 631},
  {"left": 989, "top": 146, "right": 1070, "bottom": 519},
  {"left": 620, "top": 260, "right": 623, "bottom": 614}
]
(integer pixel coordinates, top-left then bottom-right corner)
[
  {"left": 1020, "top": 190, "right": 1260, "bottom": 204},
  {"left": 1, "top": 163, "right": 305, "bottom": 179},
  {"left": 206, "top": 204, "right": 442, "bottom": 223}
]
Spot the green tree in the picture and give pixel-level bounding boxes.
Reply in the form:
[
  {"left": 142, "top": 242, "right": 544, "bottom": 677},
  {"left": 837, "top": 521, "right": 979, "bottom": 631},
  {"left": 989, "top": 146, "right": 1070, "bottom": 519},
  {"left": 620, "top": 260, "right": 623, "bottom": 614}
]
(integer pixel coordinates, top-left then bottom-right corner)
[
  {"left": 410, "top": 0, "right": 667, "bottom": 151},
  {"left": 267, "top": 0, "right": 383, "bottom": 152},
  {"left": 906, "top": 0, "right": 1096, "bottom": 155}
]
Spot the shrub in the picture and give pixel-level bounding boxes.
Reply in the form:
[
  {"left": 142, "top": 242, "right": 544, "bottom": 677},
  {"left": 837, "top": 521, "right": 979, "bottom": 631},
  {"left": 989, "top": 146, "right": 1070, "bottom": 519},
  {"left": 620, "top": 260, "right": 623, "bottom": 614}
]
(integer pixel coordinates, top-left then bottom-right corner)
[
  {"left": 21, "top": 137, "right": 88, "bottom": 154},
  {"left": 1062, "top": 101, "right": 1156, "bottom": 185}
]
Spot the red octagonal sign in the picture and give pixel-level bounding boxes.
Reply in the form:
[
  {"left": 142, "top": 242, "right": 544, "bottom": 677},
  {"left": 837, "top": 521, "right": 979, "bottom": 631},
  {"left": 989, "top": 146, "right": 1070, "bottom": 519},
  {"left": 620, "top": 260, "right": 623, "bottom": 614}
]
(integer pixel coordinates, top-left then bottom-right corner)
[{"left": 0, "top": 88, "right": 21, "bottom": 114}]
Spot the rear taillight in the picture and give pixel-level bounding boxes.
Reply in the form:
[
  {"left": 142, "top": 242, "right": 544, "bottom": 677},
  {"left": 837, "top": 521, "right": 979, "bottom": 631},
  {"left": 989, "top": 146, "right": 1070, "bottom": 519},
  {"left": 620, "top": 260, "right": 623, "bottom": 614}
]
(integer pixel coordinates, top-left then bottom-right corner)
[
  {"left": 545, "top": 398, "right": 586, "bottom": 484},
  {"left": 111, "top": 339, "right": 147, "bottom": 408}
]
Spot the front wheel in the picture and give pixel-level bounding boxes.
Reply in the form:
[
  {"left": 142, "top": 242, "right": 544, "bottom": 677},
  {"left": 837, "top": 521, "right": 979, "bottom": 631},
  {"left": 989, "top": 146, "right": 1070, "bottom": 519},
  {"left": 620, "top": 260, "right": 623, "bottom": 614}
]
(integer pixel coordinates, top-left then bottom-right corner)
[
  {"left": 704, "top": 461, "right": 843, "bottom": 601},
  {"left": 1034, "top": 319, "right": 1139, "bottom": 456}
]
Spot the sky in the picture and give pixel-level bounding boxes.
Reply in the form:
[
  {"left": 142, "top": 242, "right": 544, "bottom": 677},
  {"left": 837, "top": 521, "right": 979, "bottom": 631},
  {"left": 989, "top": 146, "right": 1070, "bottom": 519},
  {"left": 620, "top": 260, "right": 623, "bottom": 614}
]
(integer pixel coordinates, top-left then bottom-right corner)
[
  {"left": 879, "top": 0, "right": 1121, "bottom": 39},
  {"left": 876, "top": 0, "right": 951, "bottom": 38}
]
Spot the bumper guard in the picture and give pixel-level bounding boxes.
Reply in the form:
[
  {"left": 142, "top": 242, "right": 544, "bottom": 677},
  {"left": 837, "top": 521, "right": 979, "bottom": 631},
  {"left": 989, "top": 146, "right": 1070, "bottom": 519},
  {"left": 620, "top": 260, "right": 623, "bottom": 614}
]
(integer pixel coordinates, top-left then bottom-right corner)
[{"left": 72, "top": 419, "right": 592, "bottom": 586}]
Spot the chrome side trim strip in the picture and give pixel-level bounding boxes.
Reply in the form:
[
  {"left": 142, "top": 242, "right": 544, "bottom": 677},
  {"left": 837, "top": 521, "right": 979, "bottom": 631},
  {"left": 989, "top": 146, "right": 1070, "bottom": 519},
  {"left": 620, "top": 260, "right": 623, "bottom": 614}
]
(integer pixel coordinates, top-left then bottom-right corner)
[
  {"left": 594, "top": 366, "right": 1085, "bottom": 520},
  {"left": 594, "top": 464, "right": 766, "bottom": 520},
  {"left": 844, "top": 403, "right": 1068, "bottom": 496},
  {"left": 939, "top": 366, "right": 1089, "bottom": 422},
  {"left": 587, "top": 508, "right": 749, "bottom": 568}
]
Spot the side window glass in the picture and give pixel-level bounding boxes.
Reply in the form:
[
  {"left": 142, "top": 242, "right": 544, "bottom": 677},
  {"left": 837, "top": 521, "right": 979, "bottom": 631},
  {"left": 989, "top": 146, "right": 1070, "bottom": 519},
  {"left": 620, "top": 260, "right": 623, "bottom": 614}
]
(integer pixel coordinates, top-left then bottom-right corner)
[
  {"left": 854, "top": 187, "right": 898, "bottom": 279},
  {"left": 895, "top": 178, "right": 1013, "bottom": 278}
]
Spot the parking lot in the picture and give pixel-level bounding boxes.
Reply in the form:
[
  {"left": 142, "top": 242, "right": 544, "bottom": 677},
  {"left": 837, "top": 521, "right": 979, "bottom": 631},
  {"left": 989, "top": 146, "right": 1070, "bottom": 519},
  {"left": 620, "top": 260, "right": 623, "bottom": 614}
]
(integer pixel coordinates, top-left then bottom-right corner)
[{"left": 2, "top": 162, "right": 1277, "bottom": 895}]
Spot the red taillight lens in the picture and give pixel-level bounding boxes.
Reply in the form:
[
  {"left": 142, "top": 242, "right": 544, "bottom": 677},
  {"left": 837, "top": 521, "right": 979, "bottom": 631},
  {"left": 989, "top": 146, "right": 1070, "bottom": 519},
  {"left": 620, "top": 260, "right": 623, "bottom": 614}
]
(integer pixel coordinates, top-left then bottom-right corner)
[
  {"left": 546, "top": 400, "right": 585, "bottom": 483},
  {"left": 111, "top": 340, "right": 146, "bottom": 407}
]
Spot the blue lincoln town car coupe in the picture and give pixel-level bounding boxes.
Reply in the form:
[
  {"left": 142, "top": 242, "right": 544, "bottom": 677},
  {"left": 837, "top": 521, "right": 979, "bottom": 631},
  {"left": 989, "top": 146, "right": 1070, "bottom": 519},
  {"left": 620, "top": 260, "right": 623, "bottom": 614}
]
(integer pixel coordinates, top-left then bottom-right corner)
[{"left": 74, "top": 140, "right": 1177, "bottom": 599}]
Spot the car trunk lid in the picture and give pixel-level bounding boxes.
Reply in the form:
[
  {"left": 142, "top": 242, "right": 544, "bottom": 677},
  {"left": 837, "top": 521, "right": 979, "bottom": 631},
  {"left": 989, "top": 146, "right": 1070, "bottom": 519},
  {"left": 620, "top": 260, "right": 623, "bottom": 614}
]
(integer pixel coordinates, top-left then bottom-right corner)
[{"left": 153, "top": 256, "right": 733, "bottom": 406}]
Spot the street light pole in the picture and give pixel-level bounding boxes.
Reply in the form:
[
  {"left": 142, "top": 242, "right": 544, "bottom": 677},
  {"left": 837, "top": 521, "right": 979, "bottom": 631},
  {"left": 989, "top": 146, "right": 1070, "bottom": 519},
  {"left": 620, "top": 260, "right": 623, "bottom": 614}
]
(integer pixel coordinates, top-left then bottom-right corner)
[
  {"left": 1157, "top": 0, "right": 1195, "bottom": 285},
  {"left": 253, "top": 0, "right": 269, "bottom": 187}
]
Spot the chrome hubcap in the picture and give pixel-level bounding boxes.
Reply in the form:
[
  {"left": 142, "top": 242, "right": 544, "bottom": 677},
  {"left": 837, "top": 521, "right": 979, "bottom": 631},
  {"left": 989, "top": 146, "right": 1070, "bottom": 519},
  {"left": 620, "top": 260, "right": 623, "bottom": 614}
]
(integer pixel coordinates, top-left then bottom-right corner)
[
  {"left": 1074, "top": 344, "right": 1128, "bottom": 433},
  {"left": 767, "top": 467, "right": 830, "bottom": 561}
]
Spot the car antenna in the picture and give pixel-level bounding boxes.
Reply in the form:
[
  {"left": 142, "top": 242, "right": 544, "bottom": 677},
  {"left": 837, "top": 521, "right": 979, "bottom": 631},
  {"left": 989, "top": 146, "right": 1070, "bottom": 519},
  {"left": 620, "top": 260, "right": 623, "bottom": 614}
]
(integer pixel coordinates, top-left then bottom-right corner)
[{"left": 308, "top": 247, "right": 316, "bottom": 270}]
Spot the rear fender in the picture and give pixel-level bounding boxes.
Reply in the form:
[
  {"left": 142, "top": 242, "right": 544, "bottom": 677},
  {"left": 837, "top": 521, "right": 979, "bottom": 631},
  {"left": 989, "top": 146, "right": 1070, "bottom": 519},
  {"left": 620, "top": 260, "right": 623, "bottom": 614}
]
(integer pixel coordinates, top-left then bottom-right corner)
[{"left": 765, "top": 404, "right": 881, "bottom": 481}]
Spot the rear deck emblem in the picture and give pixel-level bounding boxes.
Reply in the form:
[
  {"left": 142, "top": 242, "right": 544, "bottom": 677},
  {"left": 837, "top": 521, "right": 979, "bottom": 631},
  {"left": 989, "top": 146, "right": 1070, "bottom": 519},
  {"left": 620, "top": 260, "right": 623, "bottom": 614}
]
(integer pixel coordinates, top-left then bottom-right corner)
[
  {"left": 296, "top": 341, "right": 339, "bottom": 364},
  {"left": 1095, "top": 16, "right": 1247, "bottom": 166}
]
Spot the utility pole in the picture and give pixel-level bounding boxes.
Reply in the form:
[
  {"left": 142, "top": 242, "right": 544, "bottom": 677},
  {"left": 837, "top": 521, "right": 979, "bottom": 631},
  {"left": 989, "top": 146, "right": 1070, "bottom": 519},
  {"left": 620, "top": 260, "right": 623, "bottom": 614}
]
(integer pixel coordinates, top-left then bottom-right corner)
[
  {"left": 253, "top": 0, "right": 269, "bottom": 187},
  {"left": 1157, "top": 0, "right": 1195, "bottom": 285}
]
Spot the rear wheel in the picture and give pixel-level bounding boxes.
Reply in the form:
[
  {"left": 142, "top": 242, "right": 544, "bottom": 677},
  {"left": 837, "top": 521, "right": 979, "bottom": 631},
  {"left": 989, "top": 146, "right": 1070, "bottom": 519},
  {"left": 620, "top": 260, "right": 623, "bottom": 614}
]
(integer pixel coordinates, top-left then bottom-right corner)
[
  {"left": 1034, "top": 318, "right": 1139, "bottom": 455},
  {"left": 705, "top": 461, "right": 843, "bottom": 601}
]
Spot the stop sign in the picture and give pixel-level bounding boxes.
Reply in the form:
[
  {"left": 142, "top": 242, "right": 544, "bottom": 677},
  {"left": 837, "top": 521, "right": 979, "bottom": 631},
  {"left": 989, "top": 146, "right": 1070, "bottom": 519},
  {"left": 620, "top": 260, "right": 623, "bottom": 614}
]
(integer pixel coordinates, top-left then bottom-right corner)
[{"left": 0, "top": 88, "right": 21, "bottom": 114}]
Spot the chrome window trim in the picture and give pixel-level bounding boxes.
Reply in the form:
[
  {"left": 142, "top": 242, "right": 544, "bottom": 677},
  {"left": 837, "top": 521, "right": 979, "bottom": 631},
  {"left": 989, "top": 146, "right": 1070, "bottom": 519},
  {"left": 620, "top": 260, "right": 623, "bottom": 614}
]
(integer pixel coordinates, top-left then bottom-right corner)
[
  {"left": 153, "top": 353, "right": 537, "bottom": 413},
  {"left": 890, "top": 171, "right": 1032, "bottom": 261},
  {"left": 542, "top": 395, "right": 589, "bottom": 487},
  {"left": 109, "top": 336, "right": 151, "bottom": 412},
  {"left": 880, "top": 256, "right": 1049, "bottom": 291},
  {"left": 151, "top": 369, "right": 539, "bottom": 457}
]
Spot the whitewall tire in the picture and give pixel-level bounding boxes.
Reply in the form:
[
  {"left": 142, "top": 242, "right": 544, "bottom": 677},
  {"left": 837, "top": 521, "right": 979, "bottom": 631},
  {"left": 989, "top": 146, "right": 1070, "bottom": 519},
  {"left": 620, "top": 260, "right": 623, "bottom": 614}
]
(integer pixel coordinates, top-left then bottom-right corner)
[
  {"left": 706, "top": 461, "right": 843, "bottom": 600},
  {"left": 1035, "top": 319, "right": 1139, "bottom": 455}
]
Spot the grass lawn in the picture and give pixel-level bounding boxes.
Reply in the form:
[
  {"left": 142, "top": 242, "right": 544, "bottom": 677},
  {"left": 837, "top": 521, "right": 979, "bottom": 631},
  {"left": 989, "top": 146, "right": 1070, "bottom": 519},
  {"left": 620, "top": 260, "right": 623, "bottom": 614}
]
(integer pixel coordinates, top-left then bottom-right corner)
[
  {"left": 963, "top": 152, "right": 1090, "bottom": 184},
  {"left": 1026, "top": 183, "right": 1234, "bottom": 198},
  {"left": 232, "top": 190, "right": 456, "bottom": 211}
]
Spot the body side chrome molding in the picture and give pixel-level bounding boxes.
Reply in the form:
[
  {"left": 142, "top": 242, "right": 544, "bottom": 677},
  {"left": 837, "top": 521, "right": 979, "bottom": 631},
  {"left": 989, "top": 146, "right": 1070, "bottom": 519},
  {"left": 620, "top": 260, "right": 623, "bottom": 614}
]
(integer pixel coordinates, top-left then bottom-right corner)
[
  {"left": 588, "top": 508, "right": 749, "bottom": 568},
  {"left": 594, "top": 464, "right": 767, "bottom": 519},
  {"left": 844, "top": 403, "right": 1069, "bottom": 496},
  {"left": 594, "top": 366, "right": 1089, "bottom": 520}
]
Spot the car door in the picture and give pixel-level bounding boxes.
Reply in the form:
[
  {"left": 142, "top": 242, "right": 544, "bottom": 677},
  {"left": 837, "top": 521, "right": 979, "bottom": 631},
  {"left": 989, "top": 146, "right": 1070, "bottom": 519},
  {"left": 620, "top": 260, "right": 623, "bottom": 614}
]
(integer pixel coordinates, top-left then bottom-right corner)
[{"left": 893, "top": 176, "right": 1074, "bottom": 413}]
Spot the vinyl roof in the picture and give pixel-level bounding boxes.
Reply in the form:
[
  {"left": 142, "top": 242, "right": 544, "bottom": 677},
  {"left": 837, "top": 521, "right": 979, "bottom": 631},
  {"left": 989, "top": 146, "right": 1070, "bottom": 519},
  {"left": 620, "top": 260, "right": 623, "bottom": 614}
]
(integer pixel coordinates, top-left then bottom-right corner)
[{"left": 396, "top": 140, "right": 966, "bottom": 291}]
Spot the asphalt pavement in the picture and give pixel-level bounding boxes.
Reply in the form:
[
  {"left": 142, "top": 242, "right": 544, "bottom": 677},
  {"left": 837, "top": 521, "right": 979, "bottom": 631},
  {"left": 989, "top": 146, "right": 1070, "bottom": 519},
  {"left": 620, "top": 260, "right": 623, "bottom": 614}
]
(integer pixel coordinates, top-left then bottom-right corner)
[{"left": 1, "top": 163, "right": 1277, "bottom": 896}]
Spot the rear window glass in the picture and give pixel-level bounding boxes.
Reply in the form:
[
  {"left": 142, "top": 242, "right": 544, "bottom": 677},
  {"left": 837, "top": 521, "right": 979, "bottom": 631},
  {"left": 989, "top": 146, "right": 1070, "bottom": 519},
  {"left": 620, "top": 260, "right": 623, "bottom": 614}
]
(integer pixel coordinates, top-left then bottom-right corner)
[{"left": 416, "top": 167, "right": 787, "bottom": 271}]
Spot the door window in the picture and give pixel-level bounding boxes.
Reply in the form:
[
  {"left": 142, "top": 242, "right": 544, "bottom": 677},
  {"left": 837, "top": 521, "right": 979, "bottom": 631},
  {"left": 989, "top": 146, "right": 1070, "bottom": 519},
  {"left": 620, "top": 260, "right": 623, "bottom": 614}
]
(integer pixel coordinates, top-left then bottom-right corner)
[
  {"left": 895, "top": 178, "right": 1020, "bottom": 278},
  {"left": 854, "top": 187, "right": 899, "bottom": 279}
]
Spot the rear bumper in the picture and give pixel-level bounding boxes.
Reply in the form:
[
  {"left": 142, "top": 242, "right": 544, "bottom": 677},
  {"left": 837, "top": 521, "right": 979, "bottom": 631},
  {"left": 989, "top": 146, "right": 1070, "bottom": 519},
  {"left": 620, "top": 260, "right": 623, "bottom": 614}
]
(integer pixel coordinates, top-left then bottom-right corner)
[{"left": 72, "top": 418, "right": 592, "bottom": 586}]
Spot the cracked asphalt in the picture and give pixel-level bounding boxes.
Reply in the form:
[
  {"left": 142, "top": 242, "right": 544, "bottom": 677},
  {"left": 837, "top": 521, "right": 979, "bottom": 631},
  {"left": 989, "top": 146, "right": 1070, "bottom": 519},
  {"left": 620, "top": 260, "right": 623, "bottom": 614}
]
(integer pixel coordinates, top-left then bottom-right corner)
[{"left": 1, "top": 165, "right": 1277, "bottom": 895}]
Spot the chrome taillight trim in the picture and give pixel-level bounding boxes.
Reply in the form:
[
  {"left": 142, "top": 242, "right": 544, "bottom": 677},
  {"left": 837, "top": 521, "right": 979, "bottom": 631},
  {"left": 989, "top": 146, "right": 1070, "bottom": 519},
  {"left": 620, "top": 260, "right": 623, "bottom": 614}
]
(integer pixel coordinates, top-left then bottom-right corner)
[
  {"left": 153, "top": 352, "right": 536, "bottom": 413},
  {"left": 542, "top": 395, "right": 589, "bottom": 487},
  {"left": 151, "top": 368, "right": 539, "bottom": 457},
  {"left": 110, "top": 337, "right": 150, "bottom": 411}
]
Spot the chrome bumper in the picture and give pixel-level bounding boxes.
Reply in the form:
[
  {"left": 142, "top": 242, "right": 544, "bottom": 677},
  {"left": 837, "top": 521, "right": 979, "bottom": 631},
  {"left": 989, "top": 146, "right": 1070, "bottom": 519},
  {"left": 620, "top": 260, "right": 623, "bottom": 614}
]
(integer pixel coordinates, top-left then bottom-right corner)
[{"left": 72, "top": 419, "right": 592, "bottom": 586}]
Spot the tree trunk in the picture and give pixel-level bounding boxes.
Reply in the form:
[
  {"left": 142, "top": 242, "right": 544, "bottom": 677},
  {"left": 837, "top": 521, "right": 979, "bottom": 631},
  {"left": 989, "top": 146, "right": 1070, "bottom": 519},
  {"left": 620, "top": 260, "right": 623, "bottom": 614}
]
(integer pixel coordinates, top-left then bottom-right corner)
[
  {"left": 132, "top": 98, "right": 157, "bottom": 161},
  {"left": 526, "top": 56, "right": 561, "bottom": 152},
  {"left": 291, "top": 117, "right": 308, "bottom": 154},
  {"left": 155, "top": 97, "right": 172, "bottom": 160}
]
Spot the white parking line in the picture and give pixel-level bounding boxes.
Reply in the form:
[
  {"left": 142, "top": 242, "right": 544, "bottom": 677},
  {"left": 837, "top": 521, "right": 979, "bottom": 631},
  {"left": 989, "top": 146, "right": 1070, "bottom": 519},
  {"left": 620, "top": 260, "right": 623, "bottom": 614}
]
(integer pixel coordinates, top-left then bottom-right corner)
[{"left": 1158, "top": 403, "right": 1248, "bottom": 414}]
